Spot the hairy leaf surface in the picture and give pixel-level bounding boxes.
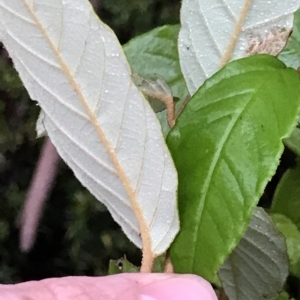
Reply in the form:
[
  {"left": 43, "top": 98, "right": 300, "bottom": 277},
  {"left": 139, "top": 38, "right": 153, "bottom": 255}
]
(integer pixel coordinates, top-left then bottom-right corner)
[
  {"left": 124, "top": 25, "right": 188, "bottom": 136},
  {"left": 0, "top": 0, "right": 179, "bottom": 255},
  {"left": 124, "top": 25, "right": 188, "bottom": 101},
  {"left": 179, "top": 0, "right": 299, "bottom": 94}
]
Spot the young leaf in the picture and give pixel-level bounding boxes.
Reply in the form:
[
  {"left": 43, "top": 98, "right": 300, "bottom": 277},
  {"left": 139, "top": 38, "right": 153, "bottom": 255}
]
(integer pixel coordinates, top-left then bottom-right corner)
[
  {"left": 37, "top": 25, "right": 186, "bottom": 138},
  {"left": 132, "top": 74, "right": 176, "bottom": 128},
  {"left": 124, "top": 25, "right": 189, "bottom": 136},
  {"left": 123, "top": 25, "right": 188, "bottom": 101},
  {"left": 218, "top": 208, "right": 289, "bottom": 300},
  {"left": 167, "top": 55, "right": 300, "bottom": 280},
  {"left": 179, "top": 0, "right": 299, "bottom": 94},
  {"left": 132, "top": 74, "right": 172, "bottom": 113},
  {"left": 108, "top": 256, "right": 139, "bottom": 275},
  {"left": 271, "top": 213, "right": 300, "bottom": 279},
  {"left": 271, "top": 163, "right": 300, "bottom": 230},
  {"left": 0, "top": 0, "right": 179, "bottom": 266}
]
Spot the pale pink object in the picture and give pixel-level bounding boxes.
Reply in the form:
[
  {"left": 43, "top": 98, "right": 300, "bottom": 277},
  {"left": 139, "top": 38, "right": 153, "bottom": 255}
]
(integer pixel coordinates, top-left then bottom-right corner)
[
  {"left": 0, "top": 273, "right": 218, "bottom": 300},
  {"left": 20, "top": 138, "right": 60, "bottom": 252}
]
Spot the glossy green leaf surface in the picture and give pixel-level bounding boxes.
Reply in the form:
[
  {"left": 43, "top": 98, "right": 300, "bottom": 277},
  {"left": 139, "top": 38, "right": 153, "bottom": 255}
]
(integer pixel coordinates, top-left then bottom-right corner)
[
  {"left": 271, "top": 213, "right": 300, "bottom": 278},
  {"left": 279, "top": 10, "right": 300, "bottom": 69},
  {"left": 271, "top": 163, "right": 300, "bottom": 230},
  {"left": 167, "top": 55, "right": 300, "bottom": 280}
]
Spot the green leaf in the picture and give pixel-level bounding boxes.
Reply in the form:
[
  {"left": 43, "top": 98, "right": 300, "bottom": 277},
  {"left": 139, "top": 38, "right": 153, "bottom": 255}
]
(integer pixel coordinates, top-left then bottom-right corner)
[
  {"left": 108, "top": 260, "right": 121, "bottom": 275},
  {"left": 124, "top": 25, "right": 189, "bottom": 137},
  {"left": 219, "top": 208, "right": 289, "bottom": 300},
  {"left": 107, "top": 255, "right": 165, "bottom": 274},
  {"left": 279, "top": 10, "right": 300, "bottom": 69},
  {"left": 132, "top": 74, "right": 173, "bottom": 113},
  {"left": 108, "top": 256, "right": 139, "bottom": 275},
  {"left": 271, "top": 163, "right": 300, "bottom": 230},
  {"left": 167, "top": 55, "right": 300, "bottom": 281},
  {"left": 276, "top": 291, "right": 294, "bottom": 300},
  {"left": 270, "top": 165, "right": 300, "bottom": 229},
  {"left": 284, "top": 127, "right": 300, "bottom": 156},
  {"left": 271, "top": 213, "right": 300, "bottom": 279}
]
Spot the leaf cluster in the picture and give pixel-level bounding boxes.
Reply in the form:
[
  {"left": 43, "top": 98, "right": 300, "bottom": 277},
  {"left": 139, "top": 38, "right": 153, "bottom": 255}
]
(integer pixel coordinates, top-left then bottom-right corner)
[{"left": 1, "top": 1, "right": 300, "bottom": 300}]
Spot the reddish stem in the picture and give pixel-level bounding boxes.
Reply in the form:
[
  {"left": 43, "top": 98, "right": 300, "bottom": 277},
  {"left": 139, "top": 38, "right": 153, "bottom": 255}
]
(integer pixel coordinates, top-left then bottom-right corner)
[{"left": 19, "top": 138, "right": 60, "bottom": 252}]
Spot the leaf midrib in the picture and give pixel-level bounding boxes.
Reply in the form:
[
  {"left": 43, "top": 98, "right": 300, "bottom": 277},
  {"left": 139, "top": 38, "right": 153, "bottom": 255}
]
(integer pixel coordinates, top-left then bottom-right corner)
[
  {"left": 21, "top": 0, "right": 152, "bottom": 255},
  {"left": 219, "top": 0, "right": 254, "bottom": 68},
  {"left": 191, "top": 75, "right": 269, "bottom": 272}
]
